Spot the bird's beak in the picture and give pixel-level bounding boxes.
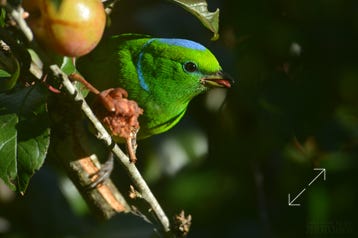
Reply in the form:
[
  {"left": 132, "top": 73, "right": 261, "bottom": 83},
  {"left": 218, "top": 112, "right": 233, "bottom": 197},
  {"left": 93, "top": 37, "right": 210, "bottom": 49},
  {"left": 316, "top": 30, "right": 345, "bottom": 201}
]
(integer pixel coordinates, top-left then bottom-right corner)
[{"left": 201, "top": 71, "right": 235, "bottom": 88}]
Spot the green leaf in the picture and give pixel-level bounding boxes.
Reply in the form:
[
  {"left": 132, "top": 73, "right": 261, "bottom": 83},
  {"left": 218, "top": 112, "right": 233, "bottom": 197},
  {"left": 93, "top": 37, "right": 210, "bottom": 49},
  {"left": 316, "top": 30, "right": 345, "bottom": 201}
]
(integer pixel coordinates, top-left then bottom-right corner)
[
  {"left": 170, "top": 0, "right": 220, "bottom": 40},
  {"left": 0, "top": 69, "right": 11, "bottom": 77},
  {"left": 61, "top": 57, "right": 89, "bottom": 97},
  {"left": 16, "top": 115, "right": 50, "bottom": 193},
  {"left": 0, "top": 85, "right": 50, "bottom": 193},
  {"left": 60, "top": 57, "right": 76, "bottom": 75},
  {"left": 0, "top": 48, "right": 20, "bottom": 92},
  {"left": 0, "top": 113, "right": 18, "bottom": 191},
  {"left": 0, "top": 8, "right": 6, "bottom": 27}
]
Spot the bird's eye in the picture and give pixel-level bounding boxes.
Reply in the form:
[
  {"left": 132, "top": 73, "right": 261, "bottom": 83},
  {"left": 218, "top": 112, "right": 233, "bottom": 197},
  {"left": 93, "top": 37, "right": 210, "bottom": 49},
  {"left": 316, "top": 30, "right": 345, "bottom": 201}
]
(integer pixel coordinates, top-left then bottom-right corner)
[{"left": 183, "top": 62, "right": 198, "bottom": 73}]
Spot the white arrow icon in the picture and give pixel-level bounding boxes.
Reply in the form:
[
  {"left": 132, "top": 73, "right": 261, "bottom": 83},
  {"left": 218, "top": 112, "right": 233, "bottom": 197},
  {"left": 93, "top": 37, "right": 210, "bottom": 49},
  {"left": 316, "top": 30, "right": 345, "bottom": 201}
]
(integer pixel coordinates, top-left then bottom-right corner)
[
  {"left": 288, "top": 188, "right": 306, "bottom": 206},
  {"left": 308, "top": 168, "right": 326, "bottom": 186},
  {"left": 288, "top": 168, "right": 326, "bottom": 206}
]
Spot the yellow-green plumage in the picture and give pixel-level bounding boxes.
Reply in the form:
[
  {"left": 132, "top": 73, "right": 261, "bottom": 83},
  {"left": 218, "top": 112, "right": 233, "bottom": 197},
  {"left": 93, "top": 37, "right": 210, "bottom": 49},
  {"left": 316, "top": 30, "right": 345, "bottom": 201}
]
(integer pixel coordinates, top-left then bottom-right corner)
[{"left": 77, "top": 34, "right": 232, "bottom": 139}]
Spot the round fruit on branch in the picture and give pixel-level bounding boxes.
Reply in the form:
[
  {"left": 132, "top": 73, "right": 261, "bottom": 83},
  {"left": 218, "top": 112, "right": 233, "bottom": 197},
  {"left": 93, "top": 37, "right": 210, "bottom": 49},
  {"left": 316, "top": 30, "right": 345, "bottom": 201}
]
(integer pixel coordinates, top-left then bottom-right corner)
[{"left": 23, "top": 0, "right": 106, "bottom": 57}]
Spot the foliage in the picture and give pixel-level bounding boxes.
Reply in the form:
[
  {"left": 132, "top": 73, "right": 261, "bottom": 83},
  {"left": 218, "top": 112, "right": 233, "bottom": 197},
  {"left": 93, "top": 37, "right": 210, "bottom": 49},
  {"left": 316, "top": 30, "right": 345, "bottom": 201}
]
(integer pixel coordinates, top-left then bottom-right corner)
[
  {"left": 0, "top": 0, "right": 219, "bottom": 194},
  {"left": 171, "top": 0, "right": 220, "bottom": 40},
  {"left": 0, "top": 85, "right": 50, "bottom": 193},
  {"left": 0, "top": 0, "right": 221, "bottom": 237}
]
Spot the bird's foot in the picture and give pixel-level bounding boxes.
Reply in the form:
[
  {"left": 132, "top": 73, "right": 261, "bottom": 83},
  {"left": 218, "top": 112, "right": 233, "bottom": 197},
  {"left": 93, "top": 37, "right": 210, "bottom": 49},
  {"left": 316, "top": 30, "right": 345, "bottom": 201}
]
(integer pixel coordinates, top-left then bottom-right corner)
[
  {"left": 69, "top": 73, "right": 143, "bottom": 164},
  {"left": 87, "top": 153, "right": 114, "bottom": 189},
  {"left": 92, "top": 88, "right": 143, "bottom": 148},
  {"left": 69, "top": 73, "right": 126, "bottom": 113},
  {"left": 69, "top": 72, "right": 101, "bottom": 94}
]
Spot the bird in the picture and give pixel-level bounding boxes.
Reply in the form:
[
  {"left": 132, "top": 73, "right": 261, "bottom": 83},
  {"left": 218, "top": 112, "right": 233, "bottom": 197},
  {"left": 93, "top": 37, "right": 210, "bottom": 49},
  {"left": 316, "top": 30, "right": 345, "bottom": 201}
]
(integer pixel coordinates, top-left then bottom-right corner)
[{"left": 76, "top": 34, "right": 234, "bottom": 141}]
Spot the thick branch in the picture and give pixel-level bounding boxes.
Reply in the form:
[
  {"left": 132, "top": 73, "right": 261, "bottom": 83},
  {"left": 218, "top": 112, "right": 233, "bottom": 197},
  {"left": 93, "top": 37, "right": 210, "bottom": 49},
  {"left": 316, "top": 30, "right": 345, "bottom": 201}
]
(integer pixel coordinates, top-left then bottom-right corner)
[
  {"left": 50, "top": 65, "right": 171, "bottom": 233},
  {"left": 48, "top": 91, "right": 130, "bottom": 219}
]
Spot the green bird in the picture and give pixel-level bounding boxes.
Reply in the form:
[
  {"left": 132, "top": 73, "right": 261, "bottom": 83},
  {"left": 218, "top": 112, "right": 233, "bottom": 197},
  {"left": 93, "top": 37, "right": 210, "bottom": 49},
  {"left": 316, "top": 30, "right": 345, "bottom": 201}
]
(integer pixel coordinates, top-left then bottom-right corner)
[{"left": 77, "top": 34, "right": 233, "bottom": 140}]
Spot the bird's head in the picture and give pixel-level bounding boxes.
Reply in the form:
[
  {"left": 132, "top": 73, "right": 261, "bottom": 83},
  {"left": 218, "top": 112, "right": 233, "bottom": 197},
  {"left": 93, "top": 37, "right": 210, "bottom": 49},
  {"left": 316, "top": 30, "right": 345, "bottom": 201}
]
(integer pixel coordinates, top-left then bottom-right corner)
[{"left": 135, "top": 38, "right": 234, "bottom": 104}]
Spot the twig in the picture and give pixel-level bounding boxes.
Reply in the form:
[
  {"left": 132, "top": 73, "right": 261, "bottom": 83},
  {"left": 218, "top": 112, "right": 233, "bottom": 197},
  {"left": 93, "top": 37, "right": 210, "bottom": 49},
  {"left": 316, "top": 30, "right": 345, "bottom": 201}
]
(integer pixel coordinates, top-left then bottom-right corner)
[
  {"left": 102, "top": 0, "right": 120, "bottom": 15},
  {"left": 7, "top": 3, "right": 172, "bottom": 234},
  {"left": 50, "top": 65, "right": 171, "bottom": 233},
  {"left": 5, "top": 5, "right": 33, "bottom": 42}
]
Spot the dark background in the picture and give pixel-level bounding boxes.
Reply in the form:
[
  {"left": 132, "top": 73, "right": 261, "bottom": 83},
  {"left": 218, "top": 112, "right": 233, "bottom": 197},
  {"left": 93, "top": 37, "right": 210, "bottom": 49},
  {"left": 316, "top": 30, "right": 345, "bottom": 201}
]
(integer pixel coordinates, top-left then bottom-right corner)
[{"left": 1, "top": 0, "right": 357, "bottom": 237}]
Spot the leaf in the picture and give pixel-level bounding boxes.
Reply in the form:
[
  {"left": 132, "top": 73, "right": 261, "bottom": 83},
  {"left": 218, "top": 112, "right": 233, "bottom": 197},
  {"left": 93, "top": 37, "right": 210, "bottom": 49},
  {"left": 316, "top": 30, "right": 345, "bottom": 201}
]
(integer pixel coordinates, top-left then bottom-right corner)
[
  {"left": 60, "top": 57, "right": 76, "bottom": 75},
  {"left": 0, "top": 85, "right": 50, "bottom": 193},
  {"left": 0, "top": 113, "right": 18, "bottom": 191},
  {"left": 16, "top": 115, "right": 50, "bottom": 193},
  {"left": 0, "top": 8, "right": 6, "bottom": 27},
  {"left": 0, "top": 69, "right": 11, "bottom": 77},
  {"left": 61, "top": 57, "right": 89, "bottom": 97},
  {"left": 170, "top": 0, "right": 220, "bottom": 40},
  {"left": 0, "top": 47, "right": 20, "bottom": 92}
]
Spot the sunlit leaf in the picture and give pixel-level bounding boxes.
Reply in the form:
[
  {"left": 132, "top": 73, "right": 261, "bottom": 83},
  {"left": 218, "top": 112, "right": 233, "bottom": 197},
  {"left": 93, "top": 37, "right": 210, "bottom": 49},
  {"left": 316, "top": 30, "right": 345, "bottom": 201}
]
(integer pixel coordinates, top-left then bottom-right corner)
[
  {"left": 60, "top": 57, "right": 89, "bottom": 97},
  {"left": 60, "top": 57, "right": 76, "bottom": 75}
]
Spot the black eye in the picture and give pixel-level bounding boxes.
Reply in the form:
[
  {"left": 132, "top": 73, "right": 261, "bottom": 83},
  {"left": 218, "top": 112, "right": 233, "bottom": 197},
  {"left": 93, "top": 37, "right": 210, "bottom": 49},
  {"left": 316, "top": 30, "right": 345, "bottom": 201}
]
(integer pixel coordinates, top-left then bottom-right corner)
[{"left": 183, "top": 62, "right": 198, "bottom": 73}]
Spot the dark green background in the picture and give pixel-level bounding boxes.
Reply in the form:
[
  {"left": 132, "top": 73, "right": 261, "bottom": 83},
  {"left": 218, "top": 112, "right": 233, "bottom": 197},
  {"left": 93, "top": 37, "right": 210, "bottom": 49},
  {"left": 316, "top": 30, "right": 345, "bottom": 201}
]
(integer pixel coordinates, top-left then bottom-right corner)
[{"left": 1, "top": 0, "right": 357, "bottom": 237}]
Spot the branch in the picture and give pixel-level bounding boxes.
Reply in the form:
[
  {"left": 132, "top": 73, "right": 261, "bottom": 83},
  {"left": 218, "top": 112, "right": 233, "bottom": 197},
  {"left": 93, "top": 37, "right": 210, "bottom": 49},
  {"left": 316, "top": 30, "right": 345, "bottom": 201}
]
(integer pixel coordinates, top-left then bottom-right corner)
[
  {"left": 102, "top": 0, "right": 120, "bottom": 15},
  {"left": 45, "top": 33, "right": 167, "bottom": 231},
  {"left": 50, "top": 65, "right": 171, "bottom": 232},
  {"left": 5, "top": 3, "right": 176, "bottom": 235},
  {"left": 5, "top": 5, "right": 33, "bottom": 41}
]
